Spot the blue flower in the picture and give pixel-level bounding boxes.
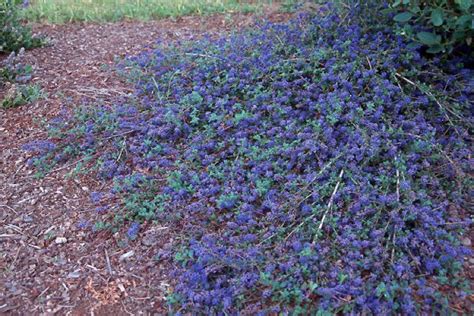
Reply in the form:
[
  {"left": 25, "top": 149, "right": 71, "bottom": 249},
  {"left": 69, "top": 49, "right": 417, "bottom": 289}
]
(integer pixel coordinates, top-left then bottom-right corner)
[{"left": 127, "top": 222, "right": 140, "bottom": 240}]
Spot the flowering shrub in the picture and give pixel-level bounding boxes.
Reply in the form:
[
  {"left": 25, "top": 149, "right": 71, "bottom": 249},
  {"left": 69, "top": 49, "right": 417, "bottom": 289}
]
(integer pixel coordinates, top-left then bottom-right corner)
[
  {"left": 1, "top": 0, "right": 43, "bottom": 53},
  {"left": 0, "top": 48, "right": 31, "bottom": 84},
  {"left": 1, "top": 47, "right": 43, "bottom": 108},
  {"left": 391, "top": 0, "right": 474, "bottom": 54},
  {"left": 25, "top": 3, "right": 472, "bottom": 314}
]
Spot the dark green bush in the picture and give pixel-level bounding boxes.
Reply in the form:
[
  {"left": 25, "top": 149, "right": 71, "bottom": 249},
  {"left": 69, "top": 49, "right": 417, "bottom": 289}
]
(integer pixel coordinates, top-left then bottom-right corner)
[
  {"left": 391, "top": 0, "right": 473, "bottom": 54},
  {"left": 1, "top": 0, "right": 43, "bottom": 53}
]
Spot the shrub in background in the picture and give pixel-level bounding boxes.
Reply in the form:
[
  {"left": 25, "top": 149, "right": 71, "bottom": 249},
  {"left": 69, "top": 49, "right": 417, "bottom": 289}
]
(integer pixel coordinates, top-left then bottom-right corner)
[
  {"left": 1, "top": 0, "right": 43, "bottom": 53},
  {"left": 391, "top": 0, "right": 473, "bottom": 54},
  {"left": 317, "top": 0, "right": 473, "bottom": 55}
]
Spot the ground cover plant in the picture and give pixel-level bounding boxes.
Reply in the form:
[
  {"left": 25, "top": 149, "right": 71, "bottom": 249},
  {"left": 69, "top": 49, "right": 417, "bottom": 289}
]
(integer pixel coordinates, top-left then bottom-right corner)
[
  {"left": 25, "top": 2, "right": 472, "bottom": 314},
  {"left": 1, "top": 0, "right": 45, "bottom": 108},
  {"left": 0, "top": 48, "right": 44, "bottom": 108},
  {"left": 22, "top": 0, "right": 277, "bottom": 23}
]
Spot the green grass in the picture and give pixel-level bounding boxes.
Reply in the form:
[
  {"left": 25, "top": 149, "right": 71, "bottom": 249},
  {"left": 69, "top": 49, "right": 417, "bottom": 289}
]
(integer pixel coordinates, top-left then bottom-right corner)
[{"left": 22, "top": 0, "right": 282, "bottom": 24}]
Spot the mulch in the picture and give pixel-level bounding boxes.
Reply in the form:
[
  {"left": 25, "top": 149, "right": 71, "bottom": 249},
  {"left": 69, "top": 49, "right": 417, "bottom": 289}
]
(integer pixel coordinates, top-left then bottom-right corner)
[{"left": 0, "top": 10, "right": 292, "bottom": 315}]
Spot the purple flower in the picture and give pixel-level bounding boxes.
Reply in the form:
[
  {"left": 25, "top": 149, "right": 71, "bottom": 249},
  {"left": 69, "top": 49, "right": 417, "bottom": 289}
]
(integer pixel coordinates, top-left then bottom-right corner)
[
  {"left": 90, "top": 192, "right": 104, "bottom": 203},
  {"left": 127, "top": 222, "right": 140, "bottom": 240}
]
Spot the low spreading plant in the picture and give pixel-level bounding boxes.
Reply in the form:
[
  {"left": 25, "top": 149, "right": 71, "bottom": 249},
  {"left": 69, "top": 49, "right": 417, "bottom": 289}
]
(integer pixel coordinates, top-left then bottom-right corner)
[
  {"left": 391, "top": 0, "right": 473, "bottom": 54},
  {"left": 0, "top": 48, "right": 32, "bottom": 83},
  {"left": 1, "top": 82, "right": 43, "bottom": 108},
  {"left": 25, "top": 2, "right": 472, "bottom": 314},
  {"left": 1, "top": 48, "right": 44, "bottom": 108}
]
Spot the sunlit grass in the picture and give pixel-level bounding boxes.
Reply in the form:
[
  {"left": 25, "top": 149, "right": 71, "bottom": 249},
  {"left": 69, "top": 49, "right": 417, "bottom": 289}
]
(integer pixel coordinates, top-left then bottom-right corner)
[
  {"left": 23, "top": 0, "right": 281, "bottom": 24},
  {"left": 24, "top": 0, "right": 286, "bottom": 23}
]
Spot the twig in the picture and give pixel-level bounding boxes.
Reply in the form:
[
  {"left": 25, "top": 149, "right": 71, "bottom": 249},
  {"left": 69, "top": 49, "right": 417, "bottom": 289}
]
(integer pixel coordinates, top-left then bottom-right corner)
[
  {"left": 396, "top": 169, "right": 400, "bottom": 202},
  {"left": 74, "top": 87, "right": 130, "bottom": 96},
  {"left": 391, "top": 231, "right": 396, "bottom": 263},
  {"left": 116, "top": 139, "right": 126, "bottom": 162},
  {"left": 274, "top": 158, "right": 342, "bottom": 243},
  {"left": 298, "top": 154, "right": 343, "bottom": 205},
  {"left": 440, "top": 221, "right": 471, "bottom": 226},
  {"left": 318, "top": 169, "right": 345, "bottom": 231},
  {"left": 86, "top": 264, "right": 99, "bottom": 271},
  {"left": 395, "top": 73, "right": 462, "bottom": 124},
  {"left": 274, "top": 34, "right": 285, "bottom": 46},
  {"left": 24, "top": 154, "right": 96, "bottom": 179},
  {"left": 366, "top": 56, "right": 372, "bottom": 71},
  {"left": 284, "top": 169, "right": 345, "bottom": 243},
  {"left": 11, "top": 163, "right": 25, "bottom": 179},
  {"left": 0, "top": 204, "right": 17, "bottom": 214},
  {"left": 105, "top": 249, "right": 113, "bottom": 275},
  {"left": 5, "top": 224, "right": 24, "bottom": 234},
  {"left": 402, "top": 132, "right": 464, "bottom": 175},
  {"left": 11, "top": 245, "right": 22, "bottom": 267},
  {"left": 37, "top": 287, "right": 50, "bottom": 299},
  {"left": 337, "top": 12, "right": 350, "bottom": 27},
  {"left": 0, "top": 234, "right": 21, "bottom": 238},
  {"left": 184, "top": 53, "right": 222, "bottom": 60},
  {"left": 151, "top": 77, "right": 163, "bottom": 102},
  {"left": 102, "top": 130, "right": 135, "bottom": 141},
  {"left": 121, "top": 301, "right": 134, "bottom": 316}
]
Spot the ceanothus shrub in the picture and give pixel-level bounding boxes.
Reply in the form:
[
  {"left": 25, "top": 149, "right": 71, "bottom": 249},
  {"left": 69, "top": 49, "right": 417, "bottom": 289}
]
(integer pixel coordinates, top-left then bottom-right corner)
[{"left": 26, "top": 3, "right": 472, "bottom": 314}]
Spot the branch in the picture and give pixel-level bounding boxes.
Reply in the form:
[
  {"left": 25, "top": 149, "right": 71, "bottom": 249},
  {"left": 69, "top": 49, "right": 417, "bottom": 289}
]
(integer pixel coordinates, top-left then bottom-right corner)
[{"left": 318, "top": 169, "right": 344, "bottom": 231}]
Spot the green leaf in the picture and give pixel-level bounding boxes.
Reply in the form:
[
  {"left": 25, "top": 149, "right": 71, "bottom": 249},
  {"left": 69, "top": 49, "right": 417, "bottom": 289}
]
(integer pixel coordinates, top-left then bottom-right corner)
[
  {"left": 417, "top": 32, "right": 441, "bottom": 46},
  {"left": 407, "top": 42, "right": 419, "bottom": 50},
  {"left": 455, "top": 15, "right": 473, "bottom": 27},
  {"left": 403, "top": 24, "right": 414, "bottom": 36},
  {"left": 409, "top": 5, "right": 421, "bottom": 13},
  {"left": 393, "top": 12, "right": 413, "bottom": 23},
  {"left": 453, "top": 30, "right": 467, "bottom": 41},
  {"left": 455, "top": 0, "right": 472, "bottom": 11},
  {"left": 426, "top": 44, "right": 444, "bottom": 54},
  {"left": 430, "top": 9, "right": 444, "bottom": 26},
  {"left": 376, "top": 282, "right": 387, "bottom": 298},
  {"left": 392, "top": 0, "right": 401, "bottom": 7}
]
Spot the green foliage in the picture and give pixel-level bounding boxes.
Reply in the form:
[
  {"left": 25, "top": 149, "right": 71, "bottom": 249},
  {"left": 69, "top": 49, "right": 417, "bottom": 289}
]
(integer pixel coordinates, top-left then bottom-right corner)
[
  {"left": 22, "top": 0, "right": 269, "bottom": 24},
  {"left": 0, "top": 49, "right": 32, "bottom": 83},
  {"left": 0, "top": 0, "right": 44, "bottom": 53},
  {"left": 1, "top": 48, "right": 45, "bottom": 108},
  {"left": 1, "top": 83, "right": 43, "bottom": 108},
  {"left": 391, "top": 0, "right": 474, "bottom": 54}
]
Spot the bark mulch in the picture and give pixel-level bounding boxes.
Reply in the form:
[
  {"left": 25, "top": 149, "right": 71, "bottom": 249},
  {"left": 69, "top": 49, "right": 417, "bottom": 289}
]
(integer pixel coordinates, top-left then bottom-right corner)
[{"left": 0, "top": 11, "right": 291, "bottom": 315}]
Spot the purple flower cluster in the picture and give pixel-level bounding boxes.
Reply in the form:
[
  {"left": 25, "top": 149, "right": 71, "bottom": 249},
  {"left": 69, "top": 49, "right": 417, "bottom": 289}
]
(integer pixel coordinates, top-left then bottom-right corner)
[
  {"left": 26, "top": 5, "right": 472, "bottom": 314},
  {"left": 1, "top": 48, "right": 32, "bottom": 85},
  {"left": 127, "top": 222, "right": 141, "bottom": 240}
]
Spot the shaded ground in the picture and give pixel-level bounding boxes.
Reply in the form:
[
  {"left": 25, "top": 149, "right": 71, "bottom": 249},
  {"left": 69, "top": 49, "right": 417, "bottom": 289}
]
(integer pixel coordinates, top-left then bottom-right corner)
[{"left": 0, "top": 11, "right": 291, "bottom": 314}]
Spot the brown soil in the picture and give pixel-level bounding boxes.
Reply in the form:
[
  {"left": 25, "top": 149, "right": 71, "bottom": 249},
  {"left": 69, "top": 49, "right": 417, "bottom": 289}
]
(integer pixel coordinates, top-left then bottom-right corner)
[{"left": 0, "top": 11, "right": 291, "bottom": 315}]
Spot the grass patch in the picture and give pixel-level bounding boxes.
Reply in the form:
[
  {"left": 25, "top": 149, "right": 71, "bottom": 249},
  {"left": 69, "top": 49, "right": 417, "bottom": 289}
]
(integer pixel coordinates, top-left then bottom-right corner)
[{"left": 22, "top": 0, "right": 281, "bottom": 23}]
